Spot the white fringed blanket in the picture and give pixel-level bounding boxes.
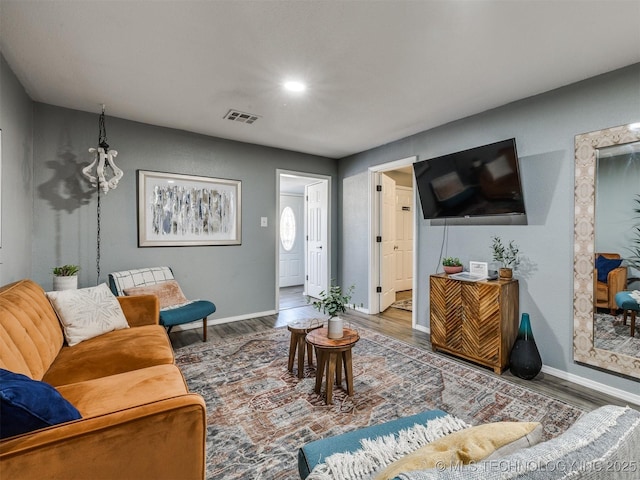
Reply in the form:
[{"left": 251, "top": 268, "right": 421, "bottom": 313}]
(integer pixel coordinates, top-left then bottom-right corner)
[{"left": 306, "top": 414, "right": 470, "bottom": 480}]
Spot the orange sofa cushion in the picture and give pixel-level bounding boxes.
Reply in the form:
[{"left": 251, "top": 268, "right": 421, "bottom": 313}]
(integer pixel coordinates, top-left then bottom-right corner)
[
  {"left": 42, "top": 325, "right": 175, "bottom": 387},
  {"left": 56, "top": 364, "right": 189, "bottom": 419},
  {"left": 0, "top": 280, "right": 64, "bottom": 380}
]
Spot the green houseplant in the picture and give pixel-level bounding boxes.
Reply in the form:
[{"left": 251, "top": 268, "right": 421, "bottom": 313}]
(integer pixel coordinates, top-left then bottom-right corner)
[
  {"left": 309, "top": 282, "right": 355, "bottom": 339},
  {"left": 442, "top": 257, "right": 463, "bottom": 274},
  {"left": 491, "top": 236, "right": 520, "bottom": 279},
  {"left": 52, "top": 264, "right": 80, "bottom": 291},
  {"left": 53, "top": 264, "right": 80, "bottom": 276}
]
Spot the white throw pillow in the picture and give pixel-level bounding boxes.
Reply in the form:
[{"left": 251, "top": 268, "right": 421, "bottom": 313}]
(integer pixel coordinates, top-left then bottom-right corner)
[{"left": 46, "top": 283, "right": 129, "bottom": 346}]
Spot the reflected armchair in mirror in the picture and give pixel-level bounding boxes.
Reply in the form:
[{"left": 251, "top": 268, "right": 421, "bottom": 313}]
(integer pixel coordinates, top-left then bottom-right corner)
[{"left": 594, "top": 253, "right": 627, "bottom": 315}]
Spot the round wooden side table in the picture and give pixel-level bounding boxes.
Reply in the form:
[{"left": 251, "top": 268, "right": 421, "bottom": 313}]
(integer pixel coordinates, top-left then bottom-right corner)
[
  {"left": 287, "top": 319, "right": 323, "bottom": 379},
  {"left": 306, "top": 327, "right": 360, "bottom": 405}
]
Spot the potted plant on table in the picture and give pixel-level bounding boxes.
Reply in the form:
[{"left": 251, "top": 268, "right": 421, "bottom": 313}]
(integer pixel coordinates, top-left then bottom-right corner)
[
  {"left": 442, "top": 257, "right": 463, "bottom": 274},
  {"left": 52, "top": 264, "right": 80, "bottom": 291},
  {"left": 491, "top": 236, "right": 520, "bottom": 279},
  {"left": 309, "top": 282, "right": 355, "bottom": 339}
]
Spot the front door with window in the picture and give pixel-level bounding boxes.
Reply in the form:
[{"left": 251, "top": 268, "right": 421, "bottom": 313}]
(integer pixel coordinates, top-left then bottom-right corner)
[{"left": 279, "top": 194, "right": 304, "bottom": 287}]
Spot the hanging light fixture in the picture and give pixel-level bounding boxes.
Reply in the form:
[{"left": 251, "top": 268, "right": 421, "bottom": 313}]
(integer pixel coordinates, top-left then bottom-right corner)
[
  {"left": 82, "top": 105, "right": 123, "bottom": 284},
  {"left": 82, "top": 104, "right": 123, "bottom": 193}
]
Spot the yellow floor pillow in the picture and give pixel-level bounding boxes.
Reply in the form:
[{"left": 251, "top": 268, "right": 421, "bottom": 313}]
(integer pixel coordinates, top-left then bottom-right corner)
[{"left": 375, "top": 421, "right": 542, "bottom": 480}]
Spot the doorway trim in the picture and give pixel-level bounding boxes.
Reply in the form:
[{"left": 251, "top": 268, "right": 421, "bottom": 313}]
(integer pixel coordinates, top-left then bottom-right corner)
[
  {"left": 368, "top": 156, "right": 419, "bottom": 330},
  {"left": 276, "top": 169, "right": 332, "bottom": 311}
]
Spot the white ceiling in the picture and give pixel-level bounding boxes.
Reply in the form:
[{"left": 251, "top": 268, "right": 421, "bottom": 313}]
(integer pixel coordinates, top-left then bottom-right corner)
[
  {"left": 2, "top": 1, "right": 639, "bottom": 159},
  {"left": 280, "top": 174, "right": 319, "bottom": 195}
]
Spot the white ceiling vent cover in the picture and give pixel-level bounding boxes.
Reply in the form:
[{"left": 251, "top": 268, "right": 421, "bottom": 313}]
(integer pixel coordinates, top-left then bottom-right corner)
[{"left": 223, "top": 109, "right": 260, "bottom": 124}]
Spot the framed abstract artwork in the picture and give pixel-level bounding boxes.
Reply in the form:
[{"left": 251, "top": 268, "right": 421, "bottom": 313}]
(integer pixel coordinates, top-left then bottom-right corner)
[{"left": 137, "top": 170, "right": 241, "bottom": 247}]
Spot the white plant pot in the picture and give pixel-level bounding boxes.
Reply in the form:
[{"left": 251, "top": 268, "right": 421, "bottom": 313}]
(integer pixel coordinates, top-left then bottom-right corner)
[
  {"left": 53, "top": 275, "right": 78, "bottom": 291},
  {"left": 327, "top": 317, "right": 344, "bottom": 339}
]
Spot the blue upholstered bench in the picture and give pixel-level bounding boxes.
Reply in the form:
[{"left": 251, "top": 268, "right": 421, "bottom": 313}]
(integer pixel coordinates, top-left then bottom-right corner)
[
  {"left": 108, "top": 266, "right": 216, "bottom": 341},
  {"left": 615, "top": 291, "right": 639, "bottom": 337},
  {"left": 298, "top": 409, "right": 448, "bottom": 479}
]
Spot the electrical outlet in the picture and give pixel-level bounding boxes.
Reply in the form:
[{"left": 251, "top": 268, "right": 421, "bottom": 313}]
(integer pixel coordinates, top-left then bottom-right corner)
[{"left": 261, "top": 217, "right": 268, "bottom": 227}]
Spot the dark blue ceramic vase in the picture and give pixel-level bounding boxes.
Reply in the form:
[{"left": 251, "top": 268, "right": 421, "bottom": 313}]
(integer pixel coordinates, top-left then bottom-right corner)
[{"left": 509, "top": 313, "right": 542, "bottom": 380}]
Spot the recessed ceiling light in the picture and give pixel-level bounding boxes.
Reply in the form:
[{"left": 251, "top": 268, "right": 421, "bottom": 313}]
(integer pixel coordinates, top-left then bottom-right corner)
[
  {"left": 283, "top": 80, "right": 306, "bottom": 93},
  {"left": 629, "top": 122, "right": 640, "bottom": 131}
]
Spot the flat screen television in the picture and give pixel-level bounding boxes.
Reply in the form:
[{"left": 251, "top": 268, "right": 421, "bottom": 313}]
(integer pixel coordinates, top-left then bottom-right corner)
[{"left": 413, "top": 138, "right": 526, "bottom": 220}]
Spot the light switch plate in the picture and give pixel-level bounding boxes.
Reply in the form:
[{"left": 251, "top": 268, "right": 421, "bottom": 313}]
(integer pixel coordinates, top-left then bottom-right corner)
[{"left": 261, "top": 217, "right": 268, "bottom": 227}]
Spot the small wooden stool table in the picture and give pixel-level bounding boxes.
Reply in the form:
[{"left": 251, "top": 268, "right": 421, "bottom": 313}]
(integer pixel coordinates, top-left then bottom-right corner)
[
  {"left": 287, "top": 319, "right": 323, "bottom": 378},
  {"left": 306, "top": 327, "right": 360, "bottom": 405}
]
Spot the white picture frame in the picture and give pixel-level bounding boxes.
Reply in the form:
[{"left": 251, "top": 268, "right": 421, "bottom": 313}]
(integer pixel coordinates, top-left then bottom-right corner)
[
  {"left": 469, "top": 261, "right": 488, "bottom": 278},
  {"left": 137, "top": 169, "right": 242, "bottom": 247}
]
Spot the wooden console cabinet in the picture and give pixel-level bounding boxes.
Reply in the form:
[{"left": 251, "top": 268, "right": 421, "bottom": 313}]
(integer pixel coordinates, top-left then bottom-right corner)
[{"left": 429, "top": 274, "right": 519, "bottom": 374}]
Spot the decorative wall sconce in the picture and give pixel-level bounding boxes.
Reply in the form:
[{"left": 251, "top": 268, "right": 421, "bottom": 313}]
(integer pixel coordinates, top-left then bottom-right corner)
[{"left": 82, "top": 105, "right": 123, "bottom": 194}]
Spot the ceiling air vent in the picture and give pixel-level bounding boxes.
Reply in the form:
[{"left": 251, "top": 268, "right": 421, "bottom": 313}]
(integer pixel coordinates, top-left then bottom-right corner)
[{"left": 223, "top": 109, "right": 260, "bottom": 124}]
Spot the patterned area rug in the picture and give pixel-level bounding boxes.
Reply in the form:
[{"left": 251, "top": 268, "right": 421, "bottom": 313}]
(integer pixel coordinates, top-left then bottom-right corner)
[
  {"left": 594, "top": 312, "right": 640, "bottom": 357},
  {"left": 174, "top": 326, "right": 585, "bottom": 480},
  {"left": 389, "top": 298, "right": 412, "bottom": 311}
]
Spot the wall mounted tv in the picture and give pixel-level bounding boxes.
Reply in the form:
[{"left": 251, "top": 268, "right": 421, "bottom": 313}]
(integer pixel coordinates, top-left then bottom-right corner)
[{"left": 413, "top": 138, "right": 526, "bottom": 220}]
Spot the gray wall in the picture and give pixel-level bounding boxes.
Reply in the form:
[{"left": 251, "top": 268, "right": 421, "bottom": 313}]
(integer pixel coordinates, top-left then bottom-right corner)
[
  {"left": 595, "top": 153, "right": 640, "bottom": 254},
  {"left": 31, "top": 103, "right": 337, "bottom": 319},
  {"left": 596, "top": 153, "right": 640, "bottom": 289},
  {"left": 0, "top": 54, "right": 33, "bottom": 285},
  {"left": 338, "top": 64, "right": 640, "bottom": 395}
]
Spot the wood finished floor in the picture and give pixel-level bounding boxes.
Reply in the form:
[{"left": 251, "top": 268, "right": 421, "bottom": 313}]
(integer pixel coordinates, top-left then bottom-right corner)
[
  {"left": 170, "top": 287, "right": 639, "bottom": 412},
  {"left": 381, "top": 289, "right": 412, "bottom": 327}
]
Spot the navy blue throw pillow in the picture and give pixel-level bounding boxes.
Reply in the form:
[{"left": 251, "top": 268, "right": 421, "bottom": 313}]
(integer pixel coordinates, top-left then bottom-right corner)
[
  {"left": 0, "top": 368, "right": 81, "bottom": 439},
  {"left": 595, "top": 255, "right": 623, "bottom": 283}
]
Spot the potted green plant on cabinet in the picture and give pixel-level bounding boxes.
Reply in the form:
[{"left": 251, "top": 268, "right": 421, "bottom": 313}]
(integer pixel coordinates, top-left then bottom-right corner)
[
  {"left": 52, "top": 264, "right": 80, "bottom": 291},
  {"left": 309, "top": 282, "right": 355, "bottom": 339},
  {"left": 442, "top": 257, "right": 463, "bottom": 274},
  {"left": 491, "top": 236, "right": 520, "bottom": 279}
]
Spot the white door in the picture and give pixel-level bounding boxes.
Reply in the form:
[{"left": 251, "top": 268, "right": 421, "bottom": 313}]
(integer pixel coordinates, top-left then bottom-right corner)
[
  {"left": 306, "top": 181, "right": 328, "bottom": 299},
  {"left": 380, "top": 173, "right": 396, "bottom": 311},
  {"left": 395, "top": 186, "right": 413, "bottom": 292},
  {"left": 279, "top": 194, "right": 305, "bottom": 287}
]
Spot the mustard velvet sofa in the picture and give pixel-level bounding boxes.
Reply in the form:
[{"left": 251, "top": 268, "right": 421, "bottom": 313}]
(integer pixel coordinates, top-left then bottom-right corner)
[{"left": 0, "top": 279, "right": 207, "bottom": 480}]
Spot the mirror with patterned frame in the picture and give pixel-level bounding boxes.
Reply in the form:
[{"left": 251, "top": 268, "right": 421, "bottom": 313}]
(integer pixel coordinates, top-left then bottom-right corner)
[{"left": 573, "top": 122, "right": 640, "bottom": 379}]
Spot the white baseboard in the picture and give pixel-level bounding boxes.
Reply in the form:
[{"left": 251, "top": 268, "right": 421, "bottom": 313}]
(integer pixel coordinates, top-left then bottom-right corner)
[
  {"left": 408, "top": 327, "right": 638, "bottom": 405},
  {"left": 541, "top": 365, "right": 640, "bottom": 406},
  {"left": 354, "top": 305, "right": 370, "bottom": 314},
  {"left": 414, "top": 324, "right": 429, "bottom": 334},
  {"left": 172, "top": 310, "right": 278, "bottom": 332}
]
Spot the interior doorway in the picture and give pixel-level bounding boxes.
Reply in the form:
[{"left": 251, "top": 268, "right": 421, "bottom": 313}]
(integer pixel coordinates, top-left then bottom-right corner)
[
  {"left": 276, "top": 170, "right": 331, "bottom": 311},
  {"left": 369, "top": 157, "right": 418, "bottom": 328}
]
